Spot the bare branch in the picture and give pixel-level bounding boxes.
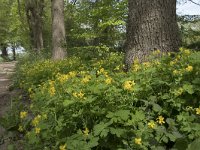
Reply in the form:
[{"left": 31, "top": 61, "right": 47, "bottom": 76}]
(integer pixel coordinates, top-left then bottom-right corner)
[{"left": 188, "top": 0, "right": 200, "bottom": 6}]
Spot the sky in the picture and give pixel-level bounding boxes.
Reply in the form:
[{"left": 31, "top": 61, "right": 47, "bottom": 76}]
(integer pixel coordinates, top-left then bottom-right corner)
[{"left": 177, "top": 0, "right": 200, "bottom": 15}]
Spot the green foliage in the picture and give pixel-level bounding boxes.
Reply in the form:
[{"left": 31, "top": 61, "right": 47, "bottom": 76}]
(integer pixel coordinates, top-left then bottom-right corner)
[
  {"left": 11, "top": 49, "right": 200, "bottom": 149},
  {"left": 65, "top": 0, "right": 127, "bottom": 52},
  {"left": 178, "top": 16, "right": 200, "bottom": 50}
]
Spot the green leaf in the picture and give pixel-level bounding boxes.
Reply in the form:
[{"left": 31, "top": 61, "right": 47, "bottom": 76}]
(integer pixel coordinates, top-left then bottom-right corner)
[
  {"left": 115, "top": 110, "right": 130, "bottom": 121},
  {"left": 100, "top": 128, "right": 109, "bottom": 137},
  {"left": 63, "top": 100, "right": 75, "bottom": 107},
  {"left": 88, "top": 137, "right": 99, "bottom": 148},
  {"left": 161, "top": 93, "right": 170, "bottom": 100},
  {"left": 109, "top": 127, "right": 125, "bottom": 137},
  {"left": 93, "top": 122, "right": 109, "bottom": 136},
  {"left": 183, "top": 84, "right": 194, "bottom": 94},
  {"left": 173, "top": 138, "right": 188, "bottom": 150},
  {"left": 7, "top": 144, "right": 15, "bottom": 150},
  {"left": 152, "top": 103, "right": 162, "bottom": 112},
  {"left": 187, "top": 138, "right": 200, "bottom": 150}
]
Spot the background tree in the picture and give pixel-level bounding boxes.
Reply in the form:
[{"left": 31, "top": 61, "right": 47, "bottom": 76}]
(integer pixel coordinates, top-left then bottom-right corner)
[
  {"left": 25, "top": 0, "right": 45, "bottom": 52},
  {"left": 52, "top": 0, "right": 66, "bottom": 60},
  {"left": 125, "top": 0, "right": 180, "bottom": 70}
]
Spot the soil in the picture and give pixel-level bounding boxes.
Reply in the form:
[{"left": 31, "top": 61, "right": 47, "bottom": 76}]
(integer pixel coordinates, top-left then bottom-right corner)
[{"left": 0, "top": 61, "right": 20, "bottom": 150}]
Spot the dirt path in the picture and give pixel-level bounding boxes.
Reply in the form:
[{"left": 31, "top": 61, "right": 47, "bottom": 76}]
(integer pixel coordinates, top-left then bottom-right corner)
[{"left": 0, "top": 61, "right": 17, "bottom": 150}]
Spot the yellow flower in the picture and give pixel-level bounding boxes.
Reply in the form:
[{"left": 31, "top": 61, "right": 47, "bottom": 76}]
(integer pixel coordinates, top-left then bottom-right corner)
[
  {"left": 134, "top": 138, "right": 142, "bottom": 145},
  {"left": 97, "top": 68, "right": 105, "bottom": 75},
  {"left": 152, "top": 49, "right": 161, "bottom": 55},
  {"left": 114, "top": 65, "right": 120, "bottom": 71},
  {"left": 58, "top": 74, "right": 69, "bottom": 83},
  {"left": 157, "top": 116, "right": 165, "bottom": 125},
  {"left": 77, "top": 91, "right": 84, "bottom": 99},
  {"left": 32, "top": 115, "right": 42, "bottom": 126},
  {"left": 154, "top": 60, "right": 161, "bottom": 66},
  {"left": 18, "top": 125, "right": 23, "bottom": 132},
  {"left": 186, "top": 65, "right": 193, "bottom": 72},
  {"left": 105, "top": 77, "right": 112, "bottom": 84},
  {"left": 83, "top": 127, "right": 89, "bottom": 136},
  {"left": 184, "top": 49, "right": 190, "bottom": 55},
  {"left": 186, "top": 106, "right": 193, "bottom": 111},
  {"left": 170, "top": 61, "right": 176, "bottom": 66},
  {"left": 143, "top": 62, "right": 151, "bottom": 68},
  {"left": 148, "top": 121, "right": 156, "bottom": 129},
  {"left": 20, "top": 111, "right": 27, "bottom": 119},
  {"left": 82, "top": 75, "right": 91, "bottom": 84},
  {"left": 28, "top": 88, "right": 32, "bottom": 93},
  {"left": 175, "top": 88, "right": 184, "bottom": 96},
  {"left": 68, "top": 71, "right": 76, "bottom": 77},
  {"left": 73, "top": 91, "right": 85, "bottom": 99},
  {"left": 176, "top": 55, "right": 181, "bottom": 59},
  {"left": 35, "top": 127, "right": 41, "bottom": 134},
  {"left": 173, "top": 70, "right": 179, "bottom": 75},
  {"left": 59, "top": 144, "right": 67, "bottom": 150},
  {"left": 49, "top": 86, "right": 56, "bottom": 96},
  {"left": 132, "top": 64, "right": 140, "bottom": 71},
  {"left": 179, "top": 47, "right": 184, "bottom": 52},
  {"left": 196, "top": 107, "right": 200, "bottom": 115},
  {"left": 123, "top": 80, "right": 135, "bottom": 91},
  {"left": 72, "top": 92, "right": 78, "bottom": 98}
]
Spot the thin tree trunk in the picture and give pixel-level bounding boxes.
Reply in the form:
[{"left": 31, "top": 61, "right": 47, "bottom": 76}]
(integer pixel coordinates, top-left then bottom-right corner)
[
  {"left": 52, "top": 0, "right": 67, "bottom": 60},
  {"left": 125, "top": 0, "right": 180, "bottom": 70},
  {"left": 12, "top": 44, "right": 16, "bottom": 61},
  {"left": 0, "top": 44, "right": 8, "bottom": 60}
]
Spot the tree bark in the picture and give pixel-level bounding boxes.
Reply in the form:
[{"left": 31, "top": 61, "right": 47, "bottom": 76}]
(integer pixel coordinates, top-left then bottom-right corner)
[
  {"left": 25, "top": 0, "right": 44, "bottom": 52},
  {"left": 0, "top": 44, "right": 8, "bottom": 60},
  {"left": 125, "top": 0, "right": 180, "bottom": 70},
  {"left": 52, "top": 0, "right": 67, "bottom": 60}
]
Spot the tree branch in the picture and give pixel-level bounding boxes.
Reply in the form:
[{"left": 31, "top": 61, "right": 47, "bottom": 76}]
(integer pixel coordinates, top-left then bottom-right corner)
[{"left": 188, "top": 0, "right": 200, "bottom": 6}]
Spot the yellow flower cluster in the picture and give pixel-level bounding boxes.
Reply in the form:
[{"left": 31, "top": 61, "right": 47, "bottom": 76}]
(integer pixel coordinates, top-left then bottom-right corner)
[
  {"left": 152, "top": 49, "right": 161, "bottom": 55},
  {"left": 183, "top": 49, "right": 190, "bottom": 55},
  {"left": 97, "top": 68, "right": 105, "bottom": 75},
  {"left": 82, "top": 75, "right": 91, "bottom": 84},
  {"left": 57, "top": 74, "right": 69, "bottom": 83},
  {"left": 68, "top": 71, "right": 77, "bottom": 77},
  {"left": 32, "top": 115, "right": 42, "bottom": 126},
  {"left": 35, "top": 127, "right": 41, "bottom": 134},
  {"left": 20, "top": 111, "right": 28, "bottom": 119},
  {"left": 143, "top": 62, "right": 151, "bottom": 68},
  {"left": 153, "top": 60, "right": 161, "bottom": 66},
  {"left": 123, "top": 80, "right": 135, "bottom": 91},
  {"left": 49, "top": 81, "right": 56, "bottom": 96},
  {"left": 105, "top": 77, "right": 112, "bottom": 85},
  {"left": 59, "top": 144, "right": 67, "bottom": 150},
  {"left": 174, "top": 88, "right": 184, "bottom": 96},
  {"left": 173, "top": 70, "right": 181, "bottom": 75},
  {"left": 157, "top": 116, "right": 165, "bottom": 125},
  {"left": 134, "top": 138, "right": 142, "bottom": 145},
  {"left": 132, "top": 64, "right": 140, "bottom": 71},
  {"left": 73, "top": 91, "right": 85, "bottom": 99}
]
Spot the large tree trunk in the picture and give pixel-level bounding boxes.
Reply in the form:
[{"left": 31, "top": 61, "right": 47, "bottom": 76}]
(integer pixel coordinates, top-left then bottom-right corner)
[
  {"left": 25, "top": 0, "right": 44, "bottom": 52},
  {"left": 52, "top": 0, "right": 67, "bottom": 60},
  {"left": 125, "top": 0, "right": 180, "bottom": 70}
]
